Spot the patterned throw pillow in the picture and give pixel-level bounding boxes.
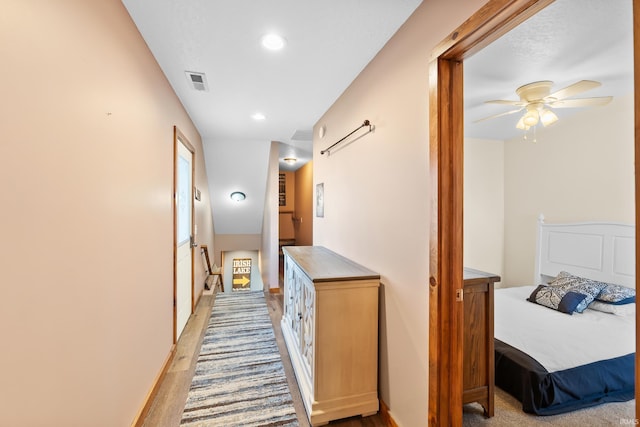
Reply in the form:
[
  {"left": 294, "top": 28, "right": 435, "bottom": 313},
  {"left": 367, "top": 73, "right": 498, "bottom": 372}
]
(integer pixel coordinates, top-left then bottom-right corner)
[
  {"left": 527, "top": 284, "right": 588, "bottom": 314},
  {"left": 596, "top": 283, "right": 635, "bottom": 305},
  {"left": 546, "top": 271, "right": 608, "bottom": 313}
]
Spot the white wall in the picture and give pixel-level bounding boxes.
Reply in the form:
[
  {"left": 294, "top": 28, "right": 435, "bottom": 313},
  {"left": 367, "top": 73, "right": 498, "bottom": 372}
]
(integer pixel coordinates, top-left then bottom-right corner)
[
  {"left": 0, "top": 1, "right": 215, "bottom": 425},
  {"left": 312, "top": 1, "right": 487, "bottom": 425},
  {"left": 261, "top": 141, "right": 280, "bottom": 290},
  {"left": 464, "top": 95, "right": 634, "bottom": 288},
  {"left": 503, "top": 94, "right": 635, "bottom": 286},
  {"left": 213, "top": 234, "right": 261, "bottom": 264},
  {"left": 464, "top": 138, "right": 505, "bottom": 284}
]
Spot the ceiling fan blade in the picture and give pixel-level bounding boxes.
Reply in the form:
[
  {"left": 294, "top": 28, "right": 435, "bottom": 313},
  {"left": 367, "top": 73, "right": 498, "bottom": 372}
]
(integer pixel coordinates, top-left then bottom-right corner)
[
  {"left": 484, "top": 99, "right": 526, "bottom": 106},
  {"left": 473, "top": 107, "right": 523, "bottom": 123},
  {"left": 549, "top": 96, "right": 613, "bottom": 108},
  {"left": 547, "top": 80, "right": 601, "bottom": 101}
]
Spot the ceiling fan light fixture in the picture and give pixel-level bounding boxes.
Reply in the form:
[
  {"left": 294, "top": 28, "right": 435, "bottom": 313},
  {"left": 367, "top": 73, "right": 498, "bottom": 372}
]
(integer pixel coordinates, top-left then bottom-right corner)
[
  {"left": 522, "top": 109, "right": 539, "bottom": 127},
  {"left": 483, "top": 79, "right": 612, "bottom": 138},
  {"left": 516, "top": 116, "right": 528, "bottom": 130},
  {"left": 540, "top": 108, "right": 558, "bottom": 127}
]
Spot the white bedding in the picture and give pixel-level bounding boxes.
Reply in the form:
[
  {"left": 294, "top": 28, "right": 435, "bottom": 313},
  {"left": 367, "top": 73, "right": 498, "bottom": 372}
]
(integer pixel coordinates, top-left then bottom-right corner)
[{"left": 494, "top": 285, "right": 635, "bottom": 373}]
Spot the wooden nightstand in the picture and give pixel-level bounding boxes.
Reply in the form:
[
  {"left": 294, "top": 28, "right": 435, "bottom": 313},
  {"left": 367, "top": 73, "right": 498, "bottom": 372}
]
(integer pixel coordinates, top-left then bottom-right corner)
[{"left": 462, "top": 267, "right": 500, "bottom": 417}]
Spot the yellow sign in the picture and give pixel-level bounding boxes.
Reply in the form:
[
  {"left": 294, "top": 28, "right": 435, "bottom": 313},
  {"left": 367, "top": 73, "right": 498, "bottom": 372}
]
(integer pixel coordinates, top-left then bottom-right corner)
[
  {"left": 233, "top": 276, "right": 250, "bottom": 287},
  {"left": 232, "top": 258, "right": 251, "bottom": 291}
]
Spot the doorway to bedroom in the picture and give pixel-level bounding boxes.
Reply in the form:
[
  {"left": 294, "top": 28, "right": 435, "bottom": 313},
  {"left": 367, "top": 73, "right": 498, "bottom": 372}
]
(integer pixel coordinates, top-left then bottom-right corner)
[{"left": 428, "top": 0, "right": 638, "bottom": 425}]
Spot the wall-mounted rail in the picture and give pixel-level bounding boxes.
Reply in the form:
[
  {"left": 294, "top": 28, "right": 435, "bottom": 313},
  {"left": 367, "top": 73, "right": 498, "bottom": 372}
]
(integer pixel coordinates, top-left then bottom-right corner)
[{"left": 320, "top": 120, "right": 373, "bottom": 155}]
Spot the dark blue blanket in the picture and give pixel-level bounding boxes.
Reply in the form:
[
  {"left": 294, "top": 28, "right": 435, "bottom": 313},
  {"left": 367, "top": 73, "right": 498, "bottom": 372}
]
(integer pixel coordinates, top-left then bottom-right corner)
[{"left": 494, "top": 339, "right": 635, "bottom": 415}]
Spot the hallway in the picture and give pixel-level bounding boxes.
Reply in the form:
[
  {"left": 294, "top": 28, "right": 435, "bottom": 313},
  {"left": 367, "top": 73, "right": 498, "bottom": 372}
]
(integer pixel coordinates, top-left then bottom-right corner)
[{"left": 141, "top": 287, "right": 386, "bottom": 426}]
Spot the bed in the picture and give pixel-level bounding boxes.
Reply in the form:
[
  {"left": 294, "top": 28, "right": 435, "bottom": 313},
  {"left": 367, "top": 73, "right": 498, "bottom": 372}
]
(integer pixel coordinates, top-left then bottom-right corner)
[{"left": 494, "top": 215, "right": 636, "bottom": 415}]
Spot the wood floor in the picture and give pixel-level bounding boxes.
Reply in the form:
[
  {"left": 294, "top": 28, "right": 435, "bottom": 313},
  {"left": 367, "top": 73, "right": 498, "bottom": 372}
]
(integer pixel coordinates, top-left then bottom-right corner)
[{"left": 141, "top": 285, "right": 387, "bottom": 427}]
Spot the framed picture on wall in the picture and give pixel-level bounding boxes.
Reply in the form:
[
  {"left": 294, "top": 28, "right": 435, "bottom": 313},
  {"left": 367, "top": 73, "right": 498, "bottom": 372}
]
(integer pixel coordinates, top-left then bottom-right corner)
[{"left": 316, "top": 183, "right": 324, "bottom": 217}]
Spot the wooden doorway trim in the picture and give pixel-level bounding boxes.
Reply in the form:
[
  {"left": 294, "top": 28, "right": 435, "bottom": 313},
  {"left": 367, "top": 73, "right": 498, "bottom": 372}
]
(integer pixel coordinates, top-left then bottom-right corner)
[
  {"left": 634, "top": 0, "right": 640, "bottom": 422},
  {"left": 428, "top": 1, "right": 557, "bottom": 425},
  {"left": 430, "top": 0, "right": 640, "bottom": 424}
]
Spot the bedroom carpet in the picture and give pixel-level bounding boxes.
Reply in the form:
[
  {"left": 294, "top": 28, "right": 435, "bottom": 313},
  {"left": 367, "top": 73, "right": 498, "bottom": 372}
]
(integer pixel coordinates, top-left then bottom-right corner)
[
  {"left": 463, "top": 387, "right": 635, "bottom": 426},
  {"left": 180, "top": 291, "right": 299, "bottom": 427}
]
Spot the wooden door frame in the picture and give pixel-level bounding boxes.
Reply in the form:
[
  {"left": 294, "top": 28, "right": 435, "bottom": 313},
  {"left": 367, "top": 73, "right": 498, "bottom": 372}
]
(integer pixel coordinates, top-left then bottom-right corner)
[
  {"left": 428, "top": 0, "right": 639, "bottom": 424},
  {"left": 173, "top": 126, "right": 196, "bottom": 344}
]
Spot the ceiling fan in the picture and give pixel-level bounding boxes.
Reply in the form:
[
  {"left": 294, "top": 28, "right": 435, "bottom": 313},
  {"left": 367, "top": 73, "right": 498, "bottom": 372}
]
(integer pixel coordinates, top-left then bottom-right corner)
[{"left": 476, "top": 80, "right": 613, "bottom": 130}]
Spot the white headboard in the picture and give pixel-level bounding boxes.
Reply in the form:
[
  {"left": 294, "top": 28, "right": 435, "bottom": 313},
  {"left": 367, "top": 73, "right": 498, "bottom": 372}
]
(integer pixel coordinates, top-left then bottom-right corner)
[{"left": 534, "top": 214, "right": 636, "bottom": 288}]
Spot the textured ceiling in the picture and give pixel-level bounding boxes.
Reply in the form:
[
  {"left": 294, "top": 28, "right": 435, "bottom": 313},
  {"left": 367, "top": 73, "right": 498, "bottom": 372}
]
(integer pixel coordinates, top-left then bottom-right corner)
[{"left": 465, "top": 0, "right": 634, "bottom": 141}]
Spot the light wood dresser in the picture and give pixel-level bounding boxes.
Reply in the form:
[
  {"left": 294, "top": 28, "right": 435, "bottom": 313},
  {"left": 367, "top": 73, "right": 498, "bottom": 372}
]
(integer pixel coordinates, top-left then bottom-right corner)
[
  {"left": 281, "top": 246, "right": 380, "bottom": 426},
  {"left": 462, "top": 267, "right": 500, "bottom": 417}
]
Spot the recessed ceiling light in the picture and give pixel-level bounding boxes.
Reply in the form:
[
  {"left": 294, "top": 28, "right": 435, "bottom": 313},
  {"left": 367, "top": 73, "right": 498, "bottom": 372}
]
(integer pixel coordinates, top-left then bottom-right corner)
[
  {"left": 261, "top": 33, "right": 286, "bottom": 51},
  {"left": 251, "top": 112, "right": 266, "bottom": 121}
]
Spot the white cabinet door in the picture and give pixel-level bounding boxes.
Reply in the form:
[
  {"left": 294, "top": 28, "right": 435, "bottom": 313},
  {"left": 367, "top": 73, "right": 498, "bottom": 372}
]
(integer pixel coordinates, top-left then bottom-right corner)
[
  {"left": 301, "top": 279, "right": 315, "bottom": 379},
  {"left": 292, "top": 266, "right": 304, "bottom": 351},
  {"left": 283, "top": 257, "right": 295, "bottom": 329}
]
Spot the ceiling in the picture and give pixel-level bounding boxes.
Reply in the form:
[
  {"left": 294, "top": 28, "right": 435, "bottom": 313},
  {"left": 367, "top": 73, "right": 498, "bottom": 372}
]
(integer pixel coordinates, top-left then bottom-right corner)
[
  {"left": 122, "top": 0, "right": 634, "bottom": 234},
  {"left": 122, "top": 0, "right": 422, "bottom": 234},
  {"left": 464, "top": 0, "right": 634, "bottom": 141}
]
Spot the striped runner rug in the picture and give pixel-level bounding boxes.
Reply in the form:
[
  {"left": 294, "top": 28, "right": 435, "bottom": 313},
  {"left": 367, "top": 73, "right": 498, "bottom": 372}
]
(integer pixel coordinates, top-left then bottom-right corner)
[{"left": 180, "top": 291, "right": 299, "bottom": 426}]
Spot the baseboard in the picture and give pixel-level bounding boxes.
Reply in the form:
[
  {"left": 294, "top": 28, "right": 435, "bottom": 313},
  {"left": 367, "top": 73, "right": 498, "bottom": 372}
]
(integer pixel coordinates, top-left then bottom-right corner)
[
  {"left": 380, "top": 399, "right": 399, "bottom": 427},
  {"left": 195, "top": 286, "right": 203, "bottom": 307},
  {"left": 131, "top": 344, "right": 177, "bottom": 427}
]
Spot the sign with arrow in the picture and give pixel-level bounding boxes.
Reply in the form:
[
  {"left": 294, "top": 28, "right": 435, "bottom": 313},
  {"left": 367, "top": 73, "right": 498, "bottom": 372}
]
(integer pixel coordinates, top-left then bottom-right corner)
[{"left": 232, "top": 258, "right": 252, "bottom": 291}]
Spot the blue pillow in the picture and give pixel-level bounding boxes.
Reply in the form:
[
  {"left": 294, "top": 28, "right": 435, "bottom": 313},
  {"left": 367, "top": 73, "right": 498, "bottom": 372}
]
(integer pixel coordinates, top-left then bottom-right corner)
[
  {"left": 596, "top": 283, "right": 635, "bottom": 305},
  {"left": 527, "top": 284, "right": 588, "bottom": 314},
  {"left": 546, "top": 271, "right": 608, "bottom": 313}
]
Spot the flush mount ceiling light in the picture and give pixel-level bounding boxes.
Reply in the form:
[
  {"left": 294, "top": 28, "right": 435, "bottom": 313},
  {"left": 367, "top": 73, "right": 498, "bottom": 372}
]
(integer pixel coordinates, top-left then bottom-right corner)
[
  {"left": 284, "top": 157, "right": 297, "bottom": 165},
  {"left": 261, "top": 33, "right": 286, "bottom": 51},
  {"left": 251, "top": 112, "right": 266, "bottom": 121},
  {"left": 230, "top": 191, "right": 246, "bottom": 202}
]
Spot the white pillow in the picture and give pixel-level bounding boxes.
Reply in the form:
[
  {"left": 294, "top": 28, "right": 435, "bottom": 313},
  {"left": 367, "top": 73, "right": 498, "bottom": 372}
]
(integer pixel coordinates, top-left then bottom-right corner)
[{"left": 588, "top": 301, "right": 636, "bottom": 316}]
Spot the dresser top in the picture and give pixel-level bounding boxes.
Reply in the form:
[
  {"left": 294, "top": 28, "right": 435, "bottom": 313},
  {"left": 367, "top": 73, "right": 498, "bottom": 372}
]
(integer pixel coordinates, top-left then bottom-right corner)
[
  {"left": 283, "top": 246, "right": 380, "bottom": 283},
  {"left": 463, "top": 267, "right": 501, "bottom": 283}
]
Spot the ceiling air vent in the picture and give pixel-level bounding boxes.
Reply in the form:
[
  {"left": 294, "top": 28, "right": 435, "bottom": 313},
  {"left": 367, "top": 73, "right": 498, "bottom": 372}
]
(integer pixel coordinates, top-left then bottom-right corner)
[{"left": 185, "top": 71, "right": 209, "bottom": 92}]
